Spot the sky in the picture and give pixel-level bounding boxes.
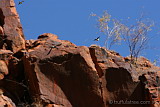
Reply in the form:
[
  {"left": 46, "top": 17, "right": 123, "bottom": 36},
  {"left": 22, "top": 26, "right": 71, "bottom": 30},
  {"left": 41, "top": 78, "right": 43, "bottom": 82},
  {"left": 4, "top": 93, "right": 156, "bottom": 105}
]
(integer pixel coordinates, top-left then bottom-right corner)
[{"left": 15, "top": 0, "right": 160, "bottom": 64}]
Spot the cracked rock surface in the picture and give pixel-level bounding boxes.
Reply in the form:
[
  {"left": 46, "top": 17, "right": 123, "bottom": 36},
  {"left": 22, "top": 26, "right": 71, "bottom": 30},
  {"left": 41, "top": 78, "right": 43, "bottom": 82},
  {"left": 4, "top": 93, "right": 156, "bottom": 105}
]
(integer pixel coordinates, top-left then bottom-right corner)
[
  {"left": 0, "top": 0, "right": 160, "bottom": 107},
  {"left": 0, "top": 0, "right": 25, "bottom": 53},
  {"left": 23, "top": 33, "right": 160, "bottom": 107}
]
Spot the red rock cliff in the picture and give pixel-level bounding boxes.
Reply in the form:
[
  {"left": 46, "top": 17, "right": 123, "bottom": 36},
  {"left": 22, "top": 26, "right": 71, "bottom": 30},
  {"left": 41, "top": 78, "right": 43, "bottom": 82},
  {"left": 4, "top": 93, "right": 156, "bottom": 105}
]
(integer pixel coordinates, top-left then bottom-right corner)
[
  {"left": 0, "top": 0, "right": 25, "bottom": 53},
  {"left": 0, "top": 0, "right": 160, "bottom": 107}
]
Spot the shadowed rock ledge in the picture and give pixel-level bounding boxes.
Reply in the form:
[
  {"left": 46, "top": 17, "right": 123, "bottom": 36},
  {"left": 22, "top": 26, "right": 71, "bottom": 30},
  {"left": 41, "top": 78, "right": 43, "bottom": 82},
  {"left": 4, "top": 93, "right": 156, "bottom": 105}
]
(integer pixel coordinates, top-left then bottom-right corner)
[{"left": 0, "top": 0, "right": 160, "bottom": 107}]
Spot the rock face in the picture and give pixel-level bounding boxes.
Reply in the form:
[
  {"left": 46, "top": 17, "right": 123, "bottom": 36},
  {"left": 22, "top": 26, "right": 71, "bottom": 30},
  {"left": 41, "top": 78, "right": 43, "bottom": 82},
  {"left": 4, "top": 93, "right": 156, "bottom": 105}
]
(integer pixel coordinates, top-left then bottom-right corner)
[
  {"left": 23, "top": 33, "right": 103, "bottom": 107},
  {"left": 0, "top": 0, "right": 25, "bottom": 53},
  {"left": 0, "top": 0, "right": 160, "bottom": 107},
  {"left": 0, "top": 60, "right": 8, "bottom": 80},
  {"left": 89, "top": 46, "right": 160, "bottom": 107},
  {"left": 21, "top": 33, "right": 160, "bottom": 107},
  {"left": 0, "top": 89, "right": 16, "bottom": 107}
]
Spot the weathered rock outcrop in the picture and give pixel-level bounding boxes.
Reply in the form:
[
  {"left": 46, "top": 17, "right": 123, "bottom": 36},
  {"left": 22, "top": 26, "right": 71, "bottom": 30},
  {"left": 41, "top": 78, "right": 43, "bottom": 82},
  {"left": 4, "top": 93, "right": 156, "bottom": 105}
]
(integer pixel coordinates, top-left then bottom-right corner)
[
  {"left": 0, "top": 0, "right": 160, "bottom": 107},
  {"left": 22, "top": 33, "right": 160, "bottom": 107},
  {"left": 23, "top": 33, "right": 104, "bottom": 107},
  {"left": 0, "top": 0, "right": 25, "bottom": 53},
  {"left": 89, "top": 46, "right": 160, "bottom": 107}
]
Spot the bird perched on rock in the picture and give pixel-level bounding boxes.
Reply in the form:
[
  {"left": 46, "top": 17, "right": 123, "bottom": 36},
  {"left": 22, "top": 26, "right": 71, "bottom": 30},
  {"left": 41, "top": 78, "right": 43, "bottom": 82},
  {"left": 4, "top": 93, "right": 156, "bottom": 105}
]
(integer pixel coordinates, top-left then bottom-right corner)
[
  {"left": 47, "top": 43, "right": 62, "bottom": 55},
  {"left": 18, "top": 1, "right": 24, "bottom": 5},
  {"left": 47, "top": 46, "right": 57, "bottom": 55},
  {"left": 94, "top": 36, "right": 100, "bottom": 41}
]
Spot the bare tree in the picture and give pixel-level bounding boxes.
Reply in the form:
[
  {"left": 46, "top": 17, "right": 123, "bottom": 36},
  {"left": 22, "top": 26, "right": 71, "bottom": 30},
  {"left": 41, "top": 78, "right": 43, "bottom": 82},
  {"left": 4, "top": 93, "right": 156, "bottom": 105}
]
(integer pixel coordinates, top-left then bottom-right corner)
[
  {"left": 91, "top": 11, "right": 123, "bottom": 49},
  {"left": 122, "top": 17, "right": 154, "bottom": 63},
  {"left": 91, "top": 11, "right": 154, "bottom": 64}
]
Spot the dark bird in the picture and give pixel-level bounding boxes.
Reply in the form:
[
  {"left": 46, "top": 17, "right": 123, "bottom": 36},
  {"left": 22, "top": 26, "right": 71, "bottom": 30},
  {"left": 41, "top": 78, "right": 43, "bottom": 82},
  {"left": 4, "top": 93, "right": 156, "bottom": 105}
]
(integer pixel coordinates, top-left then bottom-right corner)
[
  {"left": 94, "top": 36, "right": 100, "bottom": 41},
  {"left": 47, "top": 46, "right": 56, "bottom": 55},
  {"left": 18, "top": 1, "right": 24, "bottom": 5},
  {"left": 47, "top": 43, "right": 62, "bottom": 55}
]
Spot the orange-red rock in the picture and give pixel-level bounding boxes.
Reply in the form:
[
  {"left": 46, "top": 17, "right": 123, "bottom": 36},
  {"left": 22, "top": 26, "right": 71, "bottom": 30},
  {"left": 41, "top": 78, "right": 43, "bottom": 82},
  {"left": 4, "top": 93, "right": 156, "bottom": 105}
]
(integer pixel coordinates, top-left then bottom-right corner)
[
  {"left": 0, "top": 90, "right": 16, "bottom": 107},
  {"left": 23, "top": 33, "right": 103, "bottom": 107},
  {"left": 0, "top": 26, "right": 4, "bottom": 35},
  {"left": 22, "top": 33, "right": 160, "bottom": 107},
  {"left": 0, "top": 60, "right": 8, "bottom": 80},
  {"left": 0, "top": 0, "right": 160, "bottom": 107},
  {"left": 0, "top": 0, "right": 25, "bottom": 53}
]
